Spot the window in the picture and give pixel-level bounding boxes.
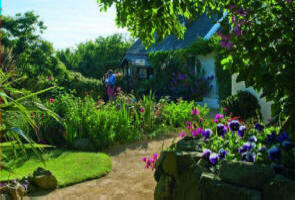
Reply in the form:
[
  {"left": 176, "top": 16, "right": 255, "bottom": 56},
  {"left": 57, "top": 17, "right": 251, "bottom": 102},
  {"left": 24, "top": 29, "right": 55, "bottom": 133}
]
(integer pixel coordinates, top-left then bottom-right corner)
[{"left": 138, "top": 68, "right": 147, "bottom": 79}]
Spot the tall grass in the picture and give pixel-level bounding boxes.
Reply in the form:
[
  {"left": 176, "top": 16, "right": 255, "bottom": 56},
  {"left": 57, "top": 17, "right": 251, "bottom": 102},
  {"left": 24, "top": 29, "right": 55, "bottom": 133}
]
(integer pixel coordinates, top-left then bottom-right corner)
[{"left": 37, "top": 92, "right": 209, "bottom": 150}]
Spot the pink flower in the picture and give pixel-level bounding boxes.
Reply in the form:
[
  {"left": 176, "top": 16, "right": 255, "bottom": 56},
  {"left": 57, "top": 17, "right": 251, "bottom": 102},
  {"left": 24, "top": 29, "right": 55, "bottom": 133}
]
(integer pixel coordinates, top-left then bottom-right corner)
[
  {"left": 50, "top": 98, "right": 55, "bottom": 103},
  {"left": 153, "top": 154, "right": 158, "bottom": 160},
  {"left": 215, "top": 114, "right": 224, "bottom": 123},
  {"left": 223, "top": 107, "right": 228, "bottom": 112},
  {"left": 191, "top": 107, "right": 199, "bottom": 115},
  {"left": 186, "top": 121, "right": 193, "bottom": 130},
  {"left": 179, "top": 131, "right": 185, "bottom": 138},
  {"left": 116, "top": 87, "right": 121, "bottom": 92},
  {"left": 141, "top": 157, "right": 147, "bottom": 162},
  {"left": 192, "top": 129, "right": 198, "bottom": 136},
  {"left": 140, "top": 107, "right": 145, "bottom": 113}
]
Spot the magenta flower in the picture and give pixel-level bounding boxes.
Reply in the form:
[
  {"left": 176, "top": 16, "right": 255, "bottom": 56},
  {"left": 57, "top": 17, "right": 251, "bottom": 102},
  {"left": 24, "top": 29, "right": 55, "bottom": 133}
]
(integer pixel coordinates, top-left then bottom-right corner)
[
  {"left": 153, "top": 154, "right": 158, "bottom": 160},
  {"left": 186, "top": 121, "right": 193, "bottom": 130},
  {"left": 191, "top": 107, "right": 200, "bottom": 115},
  {"left": 215, "top": 114, "right": 224, "bottom": 122},
  {"left": 49, "top": 98, "right": 55, "bottom": 103},
  {"left": 140, "top": 107, "right": 145, "bottom": 113},
  {"left": 141, "top": 157, "right": 147, "bottom": 162},
  {"left": 179, "top": 131, "right": 185, "bottom": 138}
]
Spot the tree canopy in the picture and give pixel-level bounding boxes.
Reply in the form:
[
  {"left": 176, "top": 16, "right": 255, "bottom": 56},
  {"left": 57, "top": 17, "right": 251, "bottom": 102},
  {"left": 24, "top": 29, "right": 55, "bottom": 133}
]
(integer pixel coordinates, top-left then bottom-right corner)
[{"left": 97, "top": 0, "right": 295, "bottom": 133}]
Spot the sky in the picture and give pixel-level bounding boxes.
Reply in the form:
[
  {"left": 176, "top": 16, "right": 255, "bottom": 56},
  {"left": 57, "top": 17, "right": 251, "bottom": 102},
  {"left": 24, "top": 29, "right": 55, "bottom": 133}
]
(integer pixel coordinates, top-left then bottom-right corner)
[{"left": 2, "top": 0, "right": 129, "bottom": 49}]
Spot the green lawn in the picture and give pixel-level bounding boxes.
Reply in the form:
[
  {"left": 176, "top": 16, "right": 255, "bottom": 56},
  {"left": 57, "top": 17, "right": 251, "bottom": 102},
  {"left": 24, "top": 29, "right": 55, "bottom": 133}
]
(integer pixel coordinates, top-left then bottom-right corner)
[{"left": 0, "top": 149, "right": 112, "bottom": 187}]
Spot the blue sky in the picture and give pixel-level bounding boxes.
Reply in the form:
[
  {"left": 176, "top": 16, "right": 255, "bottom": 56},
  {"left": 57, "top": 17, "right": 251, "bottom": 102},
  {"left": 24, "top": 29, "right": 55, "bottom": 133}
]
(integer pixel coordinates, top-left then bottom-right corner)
[{"left": 2, "top": 0, "right": 129, "bottom": 49}]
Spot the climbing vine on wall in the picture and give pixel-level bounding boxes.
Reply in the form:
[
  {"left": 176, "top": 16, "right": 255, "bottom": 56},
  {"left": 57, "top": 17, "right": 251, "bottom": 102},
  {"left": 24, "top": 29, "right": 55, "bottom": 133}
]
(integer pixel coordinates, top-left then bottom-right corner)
[{"left": 147, "top": 37, "right": 231, "bottom": 100}]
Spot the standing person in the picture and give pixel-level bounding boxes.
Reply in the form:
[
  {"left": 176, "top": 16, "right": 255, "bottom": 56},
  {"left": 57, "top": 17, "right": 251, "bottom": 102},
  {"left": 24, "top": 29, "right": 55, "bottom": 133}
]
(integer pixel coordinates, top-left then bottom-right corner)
[{"left": 105, "top": 69, "right": 116, "bottom": 102}]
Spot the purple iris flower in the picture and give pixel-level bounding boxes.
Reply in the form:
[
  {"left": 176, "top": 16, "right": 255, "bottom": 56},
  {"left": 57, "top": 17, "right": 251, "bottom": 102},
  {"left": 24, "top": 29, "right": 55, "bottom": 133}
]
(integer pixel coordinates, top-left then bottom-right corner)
[
  {"left": 255, "top": 124, "right": 264, "bottom": 132},
  {"left": 209, "top": 153, "right": 219, "bottom": 165},
  {"left": 239, "top": 142, "right": 255, "bottom": 154},
  {"left": 202, "top": 129, "right": 212, "bottom": 140},
  {"left": 218, "top": 149, "right": 227, "bottom": 160},
  {"left": 217, "top": 123, "right": 227, "bottom": 138},
  {"left": 277, "top": 132, "right": 289, "bottom": 143},
  {"left": 267, "top": 131, "right": 277, "bottom": 144},
  {"left": 177, "top": 74, "right": 185, "bottom": 80},
  {"left": 243, "top": 152, "right": 256, "bottom": 163},
  {"left": 228, "top": 120, "right": 240, "bottom": 131},
  {"left": 282, "top": 141, "right": 294, "bottom": 150},
  {"left": 248, "top": 136, "right": 257, "bottom": 143},
  {"left": 202, "top": 149, "right": 212, "bottom": 159},
  {"left": 268, "top": 146, "right": 282, "bottom": 163},
  {"left": 259, "top": 146, "right": 267, "bottom": 152},
  {"left": 238, "top": 125, "right": 246, "bottom": 137}
]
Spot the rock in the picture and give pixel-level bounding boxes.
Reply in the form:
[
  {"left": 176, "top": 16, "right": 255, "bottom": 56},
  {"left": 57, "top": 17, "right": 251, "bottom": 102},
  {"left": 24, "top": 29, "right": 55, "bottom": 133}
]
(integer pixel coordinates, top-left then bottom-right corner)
[
  {"left": 263, "top": 175, "right": 295, "bottom": 200},
  {"left": 162, "top": 152, "right": 178, "bottom": 178},
  {"left": 32, "top": 168, "right": 57, "bottom": 190},
  {"left": 176, "top": 138, "right": 201, "bottom": 152},
  {"left": 174, "top": 167, "right": 203, "bottom": 200},
  {"left": 196, "top": 159, "right": 210, "bottom": 173},
  {"left": 154, "top": 175, "right": 174, "bottom": 200},
  {"left": 219, "top": 160, "right": 275, "bottom": 189},
  {"left": 72, "top": 138, "right": 94, "bottom": 151},
  {"left": 200, "top": 173, "right": 261, "bottom": 200},
  {"left": 175, "top": 151, "right": 200, "bottom": 173},
  {"left": 0, "top": 183, "right": 25, "bottom": 200}
]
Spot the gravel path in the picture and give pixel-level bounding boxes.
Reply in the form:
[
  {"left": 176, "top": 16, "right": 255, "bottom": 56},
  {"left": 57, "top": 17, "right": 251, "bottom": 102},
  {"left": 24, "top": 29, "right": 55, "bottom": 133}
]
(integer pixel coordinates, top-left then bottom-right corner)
[{"left": 25, "top": 137, "right": 176, "bottom": 200}]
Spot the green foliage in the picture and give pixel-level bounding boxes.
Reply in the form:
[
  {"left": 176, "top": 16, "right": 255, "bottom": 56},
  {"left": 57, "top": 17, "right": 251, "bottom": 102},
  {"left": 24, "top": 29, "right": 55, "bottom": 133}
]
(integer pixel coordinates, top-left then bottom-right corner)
[
  {"left": 1, "top": 12, "right": 106, "bottom": 99},
  {"left": 99, "top": 0, "right": 295, "bottom": 137},
  {"left": 37, "top": 90, "right": 208, "bottom": 150},
  {"left": 0, "top": 150, "right": 112, "bottom": 187},
  {"left": 56, "top": 34, "right": 132, "bottom": 79},
  {"left": 221, "top": 91, "right": 261, "bottom": 121}
]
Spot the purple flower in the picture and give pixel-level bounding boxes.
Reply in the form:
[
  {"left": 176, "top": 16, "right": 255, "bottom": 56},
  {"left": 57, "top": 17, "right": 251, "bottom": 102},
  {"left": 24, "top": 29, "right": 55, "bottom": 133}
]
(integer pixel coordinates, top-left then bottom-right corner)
[
  {"left": 243, "top": 152, "right": 256, "bottom": 163},
  {"left": 218, "top": 149, "right": 227, "bottom": 159},
  {"left": 248, "top": 136, "right": 257, "bottom": 143},
  {"left": 259, "top": 146, "right": 267, "bottom": 152},
  {"left": 277, "top": 132, "right": 289, "bottom": 143},
  {"left": 141, "top": 157, "right": 147, "bottom": 162},
  {"left": 229, "top": 4, "right": 235, "bottom": 10},
  {"left": 228, "top": 120, "right": 240, "bottom": 131},
  {"left": 217, "top": 123, "right": 227, "bottom": 138},
  {"left": 179, "top": 131, "right": 185, "bottom": 138},
  {"left": 177, "top": 74, "right": 185, "bottom": 80},
  {"left": 209, "top": 153, "right": 219, "bottom": 165},
  {"left": 282, "top": 141, "right": 294, "bottom": 150},
  {"left": 202, "top": 129, "right": 212, "bottom": 140},
  {"left": 239, "top": 142, "right": 255, "bottom": 154},
  {"left": 237, "top": 125, "right": 246, "bottom": 137},
  {"left": 202, "top": 149, "right": 212, "bottom": 159},
  {"left": 191, "top": 107, "right": 199, "bottom": 115},
  {"left": 267, "top": 131, "right": 277, "bottom": 144},
  {"left": 225, "top": 42, "right": 233, "bottom": 50},
  {"left": 268, "top": 146, "right": 282, "bottom": 163},
  {"left": 255, "top": 124, "right": 264, "bottom": 132},
  {"left": 232, "top": 15, "right": 236, "bottom": 23},
  {"left": 186, "top": 121, "right": 193, "bottom": 130}
]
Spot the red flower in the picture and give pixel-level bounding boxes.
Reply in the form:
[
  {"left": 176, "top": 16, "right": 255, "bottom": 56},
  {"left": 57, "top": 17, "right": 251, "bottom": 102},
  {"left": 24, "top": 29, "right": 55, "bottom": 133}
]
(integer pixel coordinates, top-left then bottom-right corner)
[{"left": 50, "top": 98, "right": 55, "bottom": 103}]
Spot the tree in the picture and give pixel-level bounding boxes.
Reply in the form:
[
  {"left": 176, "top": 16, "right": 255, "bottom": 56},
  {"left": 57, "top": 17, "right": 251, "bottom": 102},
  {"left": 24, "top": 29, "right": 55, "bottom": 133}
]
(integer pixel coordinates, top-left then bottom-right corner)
[
  {"left": 97, "top": 0, "right": 295, "bottom": 135},
  {"left": 56, "top": 34, "right": 132, "bottom": 79}
]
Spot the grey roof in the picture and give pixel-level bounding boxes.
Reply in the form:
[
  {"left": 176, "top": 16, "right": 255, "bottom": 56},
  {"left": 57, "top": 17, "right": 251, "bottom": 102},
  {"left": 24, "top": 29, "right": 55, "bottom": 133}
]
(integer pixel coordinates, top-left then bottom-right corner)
[{"left": 123, "top": 14, "right": 216, "bottom": 67}]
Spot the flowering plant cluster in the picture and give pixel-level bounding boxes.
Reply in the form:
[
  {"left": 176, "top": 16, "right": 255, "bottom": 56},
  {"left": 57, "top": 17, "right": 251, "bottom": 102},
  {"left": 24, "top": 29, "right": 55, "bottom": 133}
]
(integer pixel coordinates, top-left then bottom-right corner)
[
  {"left": 178, "top": 107, "right": 295, "bottom": 171},
  {"left": 142, "top": 154, "right": 158, "bottom": 170}
]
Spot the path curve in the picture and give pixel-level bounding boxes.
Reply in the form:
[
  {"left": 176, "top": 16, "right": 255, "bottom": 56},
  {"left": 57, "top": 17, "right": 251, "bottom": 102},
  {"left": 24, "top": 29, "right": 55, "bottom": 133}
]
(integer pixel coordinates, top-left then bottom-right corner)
[{"left": 25, "top": 137, "right": 176, "bottom": 200}]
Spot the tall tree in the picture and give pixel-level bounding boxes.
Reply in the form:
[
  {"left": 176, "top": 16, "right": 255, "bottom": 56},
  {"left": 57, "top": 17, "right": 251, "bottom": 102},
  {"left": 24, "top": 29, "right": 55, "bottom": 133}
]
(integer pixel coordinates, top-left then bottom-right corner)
[{"left": 56, "top": 34, "right": 132, "bottom": 79}]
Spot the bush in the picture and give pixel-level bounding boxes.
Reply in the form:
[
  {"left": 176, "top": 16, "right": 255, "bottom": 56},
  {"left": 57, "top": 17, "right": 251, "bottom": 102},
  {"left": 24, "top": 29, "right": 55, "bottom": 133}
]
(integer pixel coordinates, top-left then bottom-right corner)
[
  {"left": 221, "top": 91, "right": 261, "bottom": 121},
  {"left": 36, "top": 91, "right": 209, "bottom": 150}
]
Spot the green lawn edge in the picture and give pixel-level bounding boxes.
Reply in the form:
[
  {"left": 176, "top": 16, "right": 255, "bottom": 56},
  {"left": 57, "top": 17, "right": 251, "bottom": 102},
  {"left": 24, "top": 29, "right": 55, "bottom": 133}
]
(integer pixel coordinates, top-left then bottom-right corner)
[{"left": 0, "top": 150, "right": 112, "bottom": 188}]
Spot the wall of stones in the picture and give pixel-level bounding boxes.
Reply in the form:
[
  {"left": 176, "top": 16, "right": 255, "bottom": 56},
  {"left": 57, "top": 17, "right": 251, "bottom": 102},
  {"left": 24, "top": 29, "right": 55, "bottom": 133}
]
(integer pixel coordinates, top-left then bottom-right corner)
[{"left": 154, "top": 140, "right": 295, "bottom": 200}]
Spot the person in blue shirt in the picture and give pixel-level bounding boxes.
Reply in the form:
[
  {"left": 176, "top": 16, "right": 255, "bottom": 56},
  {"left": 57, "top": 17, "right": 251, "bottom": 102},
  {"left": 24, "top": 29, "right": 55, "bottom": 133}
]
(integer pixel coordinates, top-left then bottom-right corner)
[{"left": 105, "top": 69, "right": 116, "bottom": 101}]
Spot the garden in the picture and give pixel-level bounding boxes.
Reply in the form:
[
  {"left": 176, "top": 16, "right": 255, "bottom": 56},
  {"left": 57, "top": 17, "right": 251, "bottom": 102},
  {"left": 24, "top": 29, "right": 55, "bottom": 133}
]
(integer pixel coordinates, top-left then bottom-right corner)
[{"left": 1, "top": 0, "right": 295, "bottom": 199}]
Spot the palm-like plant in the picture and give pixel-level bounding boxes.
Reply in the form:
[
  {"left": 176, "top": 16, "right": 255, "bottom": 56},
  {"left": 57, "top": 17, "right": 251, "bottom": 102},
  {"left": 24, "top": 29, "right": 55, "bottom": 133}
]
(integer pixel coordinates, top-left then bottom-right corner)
[{"left": 0, "top": 66, "right": 61, "bottom": 171}]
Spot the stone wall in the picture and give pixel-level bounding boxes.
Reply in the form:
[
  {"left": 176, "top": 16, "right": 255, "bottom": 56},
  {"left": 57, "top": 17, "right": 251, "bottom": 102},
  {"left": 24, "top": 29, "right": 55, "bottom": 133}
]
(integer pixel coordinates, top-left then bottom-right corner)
[{"left": 154, "top": 140, "right": 295, "bottom": 200}]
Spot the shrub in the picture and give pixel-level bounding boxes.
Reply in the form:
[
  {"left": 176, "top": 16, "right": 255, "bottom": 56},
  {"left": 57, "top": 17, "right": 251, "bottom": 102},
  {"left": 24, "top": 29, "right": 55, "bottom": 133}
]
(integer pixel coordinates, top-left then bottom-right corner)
[
  {"left": 220, "top": 91, "right": 261, "bottom": 121},
  {"left": 37, "top": 90, "right": 209, "bottom": 150}
]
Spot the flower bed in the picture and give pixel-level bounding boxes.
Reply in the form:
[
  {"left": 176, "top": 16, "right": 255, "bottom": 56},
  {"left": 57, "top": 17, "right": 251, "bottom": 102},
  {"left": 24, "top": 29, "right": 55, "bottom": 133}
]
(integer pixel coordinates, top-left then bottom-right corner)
[{"left": 144, "top": 107, "right": 295, "bottom": 200}]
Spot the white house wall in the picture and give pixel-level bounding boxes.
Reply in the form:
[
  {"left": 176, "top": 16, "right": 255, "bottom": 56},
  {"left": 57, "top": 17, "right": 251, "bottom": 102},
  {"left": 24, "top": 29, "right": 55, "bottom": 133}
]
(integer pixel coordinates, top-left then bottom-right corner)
[
  {"left": 198, "top": 53, "right": 219, "bottom": 109},
  {"left": 232, "top": 74, "right": 272, "bottom": 123}
]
